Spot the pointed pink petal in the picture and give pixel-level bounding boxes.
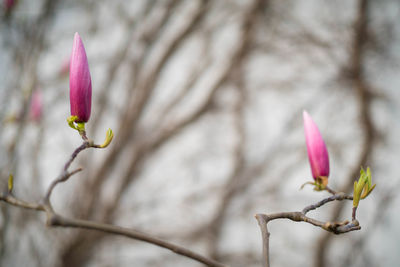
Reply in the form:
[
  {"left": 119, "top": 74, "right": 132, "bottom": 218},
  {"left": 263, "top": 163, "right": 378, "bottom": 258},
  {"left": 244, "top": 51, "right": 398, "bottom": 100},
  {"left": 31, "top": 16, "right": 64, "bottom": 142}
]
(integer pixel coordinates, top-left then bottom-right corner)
[
  {"left": 69, "top": 32, "right": 92, "bottom": 123},
  {"left": 303, "top": 110, "right": 330, "bottom": 180}
]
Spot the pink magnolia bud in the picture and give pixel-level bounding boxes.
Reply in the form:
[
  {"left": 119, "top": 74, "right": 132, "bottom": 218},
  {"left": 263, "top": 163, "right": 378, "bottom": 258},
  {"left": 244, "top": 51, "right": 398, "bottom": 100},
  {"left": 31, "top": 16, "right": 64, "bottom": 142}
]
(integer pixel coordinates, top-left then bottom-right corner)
[
  {"left": 30, "top": 90, "right": 42, "bottom": 122},
  {"left": 303, "top": 111, "right": 329, "bottom": 184},
  {"left": 69, "top": 32, "right": 92, "bottom": 123}
]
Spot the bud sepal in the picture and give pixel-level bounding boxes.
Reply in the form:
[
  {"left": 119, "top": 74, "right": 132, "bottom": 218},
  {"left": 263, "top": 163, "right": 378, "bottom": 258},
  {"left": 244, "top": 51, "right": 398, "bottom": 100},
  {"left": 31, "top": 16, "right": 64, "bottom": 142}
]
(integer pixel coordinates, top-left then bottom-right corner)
[{"left": 67, "top": 115, "right": 86, "bottom": 135}]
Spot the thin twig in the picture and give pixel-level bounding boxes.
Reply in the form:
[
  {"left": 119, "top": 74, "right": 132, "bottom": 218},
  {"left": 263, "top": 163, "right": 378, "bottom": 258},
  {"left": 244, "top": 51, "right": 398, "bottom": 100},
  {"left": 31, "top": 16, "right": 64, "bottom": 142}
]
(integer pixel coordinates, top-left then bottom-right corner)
[
  {"left": 43, "top": 141, "right": 89, "bottom": 203},
  {"left": 255, "top": 193, "right": 359, "bottom": 267},
  {"left": 352, "top": 206, "right": 357, "bottom": 221},
  {"left": 324, "top": 186, "right": 337, "bottom": 195},
  {"left": 302, "top": 193, "right": 352, "bottom": 215},
  {"left": 0, "top": 194, "right": 45, "bottom": 211}
]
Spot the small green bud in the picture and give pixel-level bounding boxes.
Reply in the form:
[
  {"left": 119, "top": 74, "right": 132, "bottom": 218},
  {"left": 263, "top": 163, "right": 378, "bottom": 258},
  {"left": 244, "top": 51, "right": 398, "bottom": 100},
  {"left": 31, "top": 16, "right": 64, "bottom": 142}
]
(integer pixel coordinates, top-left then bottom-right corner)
[
  {"left": 99, "top": 128, "right": 114, "bottom": 148},
  {"left": 8, "top": 174, "right": 13, "bottom": 193},
  {"left": 353, "top": 167, "right": 376, "bottom": 208}
]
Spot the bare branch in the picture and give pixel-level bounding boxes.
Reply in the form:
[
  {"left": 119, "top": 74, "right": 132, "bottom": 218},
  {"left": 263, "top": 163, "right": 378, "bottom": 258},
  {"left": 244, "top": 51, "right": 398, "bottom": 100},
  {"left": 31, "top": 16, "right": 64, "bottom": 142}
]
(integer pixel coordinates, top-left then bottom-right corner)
[
  {"left": 48, "top": 214, "right": 229, "bottom": 267},
  {"left": 44, "top": 141, "right": 90, "bottom": 203},
  {"left": 256, "top": 193, "right": 360, "bottom": 267},
  {"left": 0, "top": 194, "right": 44, "bottom": 212},
  {"left": 302, "top": 193, "right": 353, "bottom": 215},
  {"left": 255, "top": 214, "right": 270, "bottom": 267},
  {"left": 0, "top": 191, "right": 228, "bottom": 267}
]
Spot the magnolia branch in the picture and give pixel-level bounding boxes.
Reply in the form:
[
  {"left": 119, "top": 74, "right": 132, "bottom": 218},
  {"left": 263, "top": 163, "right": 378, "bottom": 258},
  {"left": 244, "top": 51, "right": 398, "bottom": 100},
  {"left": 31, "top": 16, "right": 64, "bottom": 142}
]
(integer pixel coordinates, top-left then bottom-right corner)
[
  {"left": 302, "top": 192, "right": 353, "bottom": 214},
  {"left": 255, "top": 193, "right": 360, "bottom": 267},
  {"left": 48, "top": 215, "right": 228, "bottom": 267},
  {"left": 44, "top": 140, "right": 89, "bottom": 203},
  {"left": 0, "top": 140, "right": 228, "bottom": 267},
  {"left": 0, "top": 193, "right": 227, "bottom": 267}
]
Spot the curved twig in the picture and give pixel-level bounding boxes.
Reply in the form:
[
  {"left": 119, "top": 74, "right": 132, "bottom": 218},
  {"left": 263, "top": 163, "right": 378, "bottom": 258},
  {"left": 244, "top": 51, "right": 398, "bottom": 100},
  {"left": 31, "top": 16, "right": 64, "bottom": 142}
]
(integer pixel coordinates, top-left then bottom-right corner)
[
  {"left": 255, "top": 192, "right": 359, "bottom": 267},
  {"left": 44, "top": 141, "right": 90, "bottom": 203}
]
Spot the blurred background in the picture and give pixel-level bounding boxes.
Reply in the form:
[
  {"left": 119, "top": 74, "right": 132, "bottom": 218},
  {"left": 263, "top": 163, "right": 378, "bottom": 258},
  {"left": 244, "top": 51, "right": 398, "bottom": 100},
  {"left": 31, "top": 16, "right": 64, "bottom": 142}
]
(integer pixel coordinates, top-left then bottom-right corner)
[{"left": 1, "top": 0, "right": 400, "bottom": 266}]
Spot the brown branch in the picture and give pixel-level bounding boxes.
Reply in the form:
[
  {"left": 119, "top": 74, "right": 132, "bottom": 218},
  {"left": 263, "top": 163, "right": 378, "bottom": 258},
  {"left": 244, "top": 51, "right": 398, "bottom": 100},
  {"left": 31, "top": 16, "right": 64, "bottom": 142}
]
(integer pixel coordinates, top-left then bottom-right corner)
[
  {"left": 43, "top": 140, "right": 90, "bottom": 203},
  {"left": 44, "top": 167, "right": 83, "bottom": 203},
  {"left": 255, "top": 214, "right": 270, "bottom": 267},
  {"left": 48, "top": 214, "right": 228, "bottom": 267},
  {"left": 1, "top": 138, "right": 229, "bottom": 267},
  {"left": 0, "top": 193, "right": 228, "bottom": 267},
  {"left": 255, "top": 193, "right": 359, "bottom": 267},
  {"left": 302, "top": 193, "right": 353, "bottom": 215},
  {"left": 45, "top": 132, "right": 114, "bottom": 204},
  {"left": 0, "top": 194, "right": 45, "bottom": 212}
]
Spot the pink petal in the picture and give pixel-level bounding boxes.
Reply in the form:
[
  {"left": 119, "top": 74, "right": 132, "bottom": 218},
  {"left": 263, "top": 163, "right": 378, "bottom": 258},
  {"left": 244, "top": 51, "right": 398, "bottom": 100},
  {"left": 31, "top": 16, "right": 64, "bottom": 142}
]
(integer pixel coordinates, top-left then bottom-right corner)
[
  {"left": 303, "top": 110, "right": 329, "bottom": 180},
  {"left": 69, "top": 32, "right": 92, "bottom": 123}
]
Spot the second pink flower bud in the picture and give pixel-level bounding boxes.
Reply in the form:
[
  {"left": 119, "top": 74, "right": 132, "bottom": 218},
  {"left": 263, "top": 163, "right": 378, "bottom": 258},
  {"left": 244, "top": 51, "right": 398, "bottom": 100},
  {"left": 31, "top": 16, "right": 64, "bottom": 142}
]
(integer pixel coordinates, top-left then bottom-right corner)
[{"left": 303, "top": 110, "right": 330, "bottom": 186}]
